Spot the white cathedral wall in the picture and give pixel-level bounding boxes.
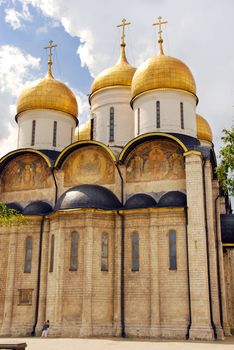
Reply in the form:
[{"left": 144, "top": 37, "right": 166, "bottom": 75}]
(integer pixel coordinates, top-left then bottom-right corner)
[
  {"left": 17, "top": 109, "right": 77, "bottom": 151},
  {"left": 132, "top": 90, "right": 197, "bottom": 137},
  {"left": 90, "top": 88, "right": 134, "bottom": 146}
]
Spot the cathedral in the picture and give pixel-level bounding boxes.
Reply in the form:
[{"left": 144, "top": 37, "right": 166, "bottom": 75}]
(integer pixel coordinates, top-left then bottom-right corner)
[{"left": 0, "top": 17, "right": 233, "bottom": 341}]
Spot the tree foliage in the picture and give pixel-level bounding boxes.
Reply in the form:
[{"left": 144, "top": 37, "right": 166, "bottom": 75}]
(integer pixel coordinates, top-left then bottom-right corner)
[
  {"left": 216, "top": 127, "right": 234, "bottom": 196},
  {"left": 0, "top": 202, "right": 24, "bottom": 226}
]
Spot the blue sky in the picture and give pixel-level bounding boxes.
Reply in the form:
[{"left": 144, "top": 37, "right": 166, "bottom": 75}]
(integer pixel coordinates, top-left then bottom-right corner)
[{"left": 0, "top": 0, "right": 233, "bottom": 156}]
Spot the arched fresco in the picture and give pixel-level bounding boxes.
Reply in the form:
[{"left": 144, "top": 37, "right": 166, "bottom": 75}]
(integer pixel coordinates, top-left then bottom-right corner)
[
  {"left": 125, "top": 140, "right": 185, "bottom": 183},
  {"left": 1, "top": 153, "right": 52, "bottom": 192},
  {"left": 62, "top": 146, "right": 115, "bottom": 187}
]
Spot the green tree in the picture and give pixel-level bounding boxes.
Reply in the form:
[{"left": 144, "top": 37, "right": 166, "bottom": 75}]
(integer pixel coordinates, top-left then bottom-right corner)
[
  {"left": 0, "top": 202, "right": 23, "bottom": 226},
  {"left": 216, "top": 127, "right": 234, "bottom": 196}
]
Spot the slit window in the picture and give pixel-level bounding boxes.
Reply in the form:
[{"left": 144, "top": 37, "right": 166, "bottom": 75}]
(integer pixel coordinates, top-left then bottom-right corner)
[
  {"left": 156, "top": 101, "right": 160, "bottom": 128},
  {"left": 24, "top": 236, "right": 32, "bottom": 273},
  {"left": 137, "top": 108, "right": 140, "bottom": 135},
  {"left": 53, "top": 121, "right": 57, "bottom": 147},
  {"left": 169, "top": 230, "right": 177, "bottom": 270},
  {"left": 70, "top": 231, "right": 78, "bottom": 271},
  {"left": 132, "top": 232, "right": 139, "bottom": 271},
  {"left": 31, "top": 120, "right": 36, "bottom": 146},
  {"left": 109, "top": 107, "right": 114, "bottom": 142},
  {"left": 49, "top": 234, "right": 55, "bottom": 272},
  {"left": 101, "top": 233, "right": 108, "bottom": 271},
  {"left": 90, "top": 118, "right": 94, "bottom": 140},
  {"left": 180, "top": 102, "right": 184, "bottom": 129}
]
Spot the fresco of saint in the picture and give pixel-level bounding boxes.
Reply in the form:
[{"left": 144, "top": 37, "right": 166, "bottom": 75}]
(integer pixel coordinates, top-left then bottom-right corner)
[
  {"left": 126, "top": 140, "right": 185, "bottom": 183},
  {"left": 1, "top": 154, "right": 52, "bottom": 192},
  {"left": 63, "top": 146, "right": 115, "bottom": 187}
]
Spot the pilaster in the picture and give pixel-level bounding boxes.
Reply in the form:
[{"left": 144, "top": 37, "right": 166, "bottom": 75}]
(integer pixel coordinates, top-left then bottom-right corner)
[
  {"left": 204, "top": 161, "right": 224, "bottom": 339},
  {"left": 36, "top": 218, "right": 50, "bottom": 335},
  {"left": 113, "top": 214, "right": 122, "bottom": 336},
  {"left": 0, "top": 225, "right": 17, "bottom": 336},
  {"left": 185, "top": 151, "right": 214, "bottom": 340},
  {"left": 80, "top": 212, "right": 94, "bottom": 336},
  {"left": 212, "top": 180, "right": 231, "bottom": 336},
  {"left": 149, "top": 212, "right": 161, "bottom": 337}
]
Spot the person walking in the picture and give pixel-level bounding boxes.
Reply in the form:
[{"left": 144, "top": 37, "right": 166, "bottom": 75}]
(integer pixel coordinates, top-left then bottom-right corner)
[{"left": 41, "top": 320, "right": 50, "bottom": 337}]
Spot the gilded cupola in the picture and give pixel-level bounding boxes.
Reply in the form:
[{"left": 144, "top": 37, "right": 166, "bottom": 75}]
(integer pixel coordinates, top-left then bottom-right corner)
[
  {"left": 196, "top": 114, "right": 213, "bottom": 143},
  {"left": 131, "top": 17, "right": 197, "bottom": 104},
  {"left": 90, "top": 19, "right": 136, "bottom": 99},
  {"left": 16, "top": 41, "right": 78, "bottom": 120},
  {"left": 75, "top": 119, "right": 91, "bottom": 141}
]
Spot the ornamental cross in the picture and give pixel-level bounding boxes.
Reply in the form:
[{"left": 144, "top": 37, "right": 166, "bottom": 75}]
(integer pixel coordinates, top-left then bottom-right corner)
[
  {"left": 153, "top": 16, "right": 168, "bottom": 39},
  {"left": 117, "top": 18, "right": 131, "bottom": 46},
  {"left": 44, "top": 40, "right": 57, "bottom": 64}
]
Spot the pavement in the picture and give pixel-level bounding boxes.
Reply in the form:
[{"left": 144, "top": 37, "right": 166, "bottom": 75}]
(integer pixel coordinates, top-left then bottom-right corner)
[{"left": 0, "top": 337, "right": 234, "bottom": 350}]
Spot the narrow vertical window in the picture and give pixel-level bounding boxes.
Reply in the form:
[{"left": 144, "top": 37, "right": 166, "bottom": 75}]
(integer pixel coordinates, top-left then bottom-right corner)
[
  {"left": 71, "top": 127, "right": 73, "bottom": 143},
  {"left": 70, "top": 231, "right": 78, "bottom": 271},
  {"left": 137, "top": 108, "right": 140, "bottom": 135},
  {"left": 24, "top": 236, "right": 32, "bottom": 273},
  {"left": 169, "top": 230, "right": 177, "bottom": 270},
  {"left": 180, "top": 102, "right": 184, "bottom": 129},
  {"left": 156, "top": 101, "right": 160, "bottom": 128},
  {"left": 53, "top": 121, "right": 57, "bottom": 147},
  {"left": 31, "top": 120, "right": 36, "bottom": 146},
  {"left": 49, "top": 234, "right": 55, "bottom": 272},
  {"left": 101, "top": 233, "right": 108, "bottom": 271},
  {"left": 109, "top": 107, "right": 114, "bottom": 142},
  {"left": 132, "top": 232, "right": 139, "bottom": 271},
  {"left": 90, "top": 118, "right": 94, "bottom": 140}
]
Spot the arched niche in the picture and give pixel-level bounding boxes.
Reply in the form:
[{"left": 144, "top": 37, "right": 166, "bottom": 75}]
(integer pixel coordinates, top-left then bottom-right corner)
[
  {"left": 121, "top": 134, "right": 186, "bottom": 183},
  {"left": 0, "top": 150, "right": 52, "bottom": 192},
  {"left": 55, "top": 141, "right": 116, "bottom": 187}
]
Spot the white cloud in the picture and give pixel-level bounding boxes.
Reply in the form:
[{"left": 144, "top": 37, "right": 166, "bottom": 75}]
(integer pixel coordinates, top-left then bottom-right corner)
[
  {"left": 4, "top": 3, "right": 32, "bottom": 29},
  {"left": 2, "top": 0, "right": 234, "bottom": 153},
  {"left": 0, "top": 45, "right": 40, "bottom": 153}
]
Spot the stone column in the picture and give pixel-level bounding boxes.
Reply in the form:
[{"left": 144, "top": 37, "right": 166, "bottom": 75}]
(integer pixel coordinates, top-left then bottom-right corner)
[
  {"left": 212, "top": 181, "right": 231, "bottom": 336},
  {"left": 204, "top": 161, "right": 224, "bottom": 339},
  {"left": 36, "top": 218, "right": 50, "bottom": 334},
  {"left": 0, "top": 225, "right": 17, "bottom": 336},
  {"left": 80, "top": 211, "right": 94, "bottom": 336},
  {"left": 149, "top": 211, "right": 161, "bottom": 337},
  {"left": 185, "top": 151, "right": 214, "bottom": 340},
  {"left": 113, "top": 213, "right": 122, "bottom": 336}
]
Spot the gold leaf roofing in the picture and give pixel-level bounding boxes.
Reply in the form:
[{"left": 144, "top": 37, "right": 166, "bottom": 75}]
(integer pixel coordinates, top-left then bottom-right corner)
[
  {"left": 90, "top": 45, "right": 136, "bottom": 98},
  {"left": 196, "top": 114, "right": 213, "bottom": 143},
  {"left": 75, "top": 119, "right": 91, "bottom": 141},
  {"left": 131, "top": 53, "right": 197, "bottom": 102},
  {"left": 16, "top": 71, "right": 78, "bottom": 118}
]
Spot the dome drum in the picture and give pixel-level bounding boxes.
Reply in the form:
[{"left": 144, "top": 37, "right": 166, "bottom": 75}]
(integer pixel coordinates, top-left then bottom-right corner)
[{"left": 133, "top": 90, "right": 197, "bottom": 138}]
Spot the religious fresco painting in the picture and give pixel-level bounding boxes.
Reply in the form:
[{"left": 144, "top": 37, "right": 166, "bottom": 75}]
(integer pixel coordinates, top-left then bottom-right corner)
[
  {"left": 63, "top": 146, "right": 115, "bottom": 186},
  {"left": 126, "top": 140, "right": 185, "bottom": 183},
  {"left": 1, "top": 154, "right": 52, "bottom": 192}
]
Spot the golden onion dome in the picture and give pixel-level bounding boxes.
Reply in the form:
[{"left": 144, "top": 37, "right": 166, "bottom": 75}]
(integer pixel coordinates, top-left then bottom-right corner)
[
  {"left": 75, "top": 120, "right": 91, "bottom": 141},
  {"left": 16, "top": 69, "right": 78, "bottom": 119},
  {"left": 196, "top": 114, "right": 213, "bottom": 143},
  {"left": 131, "top": 36, "right": 197, "bottom": 104},
  {"left": 90, "top": 44, "right": 136, "bottom": 99}
]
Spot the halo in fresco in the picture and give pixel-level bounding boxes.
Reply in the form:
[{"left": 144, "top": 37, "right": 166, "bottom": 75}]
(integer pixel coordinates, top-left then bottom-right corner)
[
  {"left": 1, "top": 154, "right": 52, "bottom": 192},
  {"left": 125, "top": 140, "right": 185, "bottom": 183},
  {"left": 62, "top": 146, "right": 115, "bottom": 186}
]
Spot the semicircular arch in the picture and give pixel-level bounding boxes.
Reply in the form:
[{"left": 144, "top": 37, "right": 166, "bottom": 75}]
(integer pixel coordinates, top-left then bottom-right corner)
[
  {"left": 118, "top": 132, "right": 188, "bottom": 163},
  {"left": 55, "top": 140, "right": 116, "bottom": 169}
]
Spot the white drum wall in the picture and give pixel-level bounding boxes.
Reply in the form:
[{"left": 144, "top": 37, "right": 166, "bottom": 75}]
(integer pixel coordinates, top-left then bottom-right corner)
[
  {"left": 90, "top": 88, "right": 134, "bottom": 146},
  {"left": 17, "top": 109, "right": 77, "bottom": 151},
  {"left": 132, "top": 90, "right": 197, "bottom": 138}
]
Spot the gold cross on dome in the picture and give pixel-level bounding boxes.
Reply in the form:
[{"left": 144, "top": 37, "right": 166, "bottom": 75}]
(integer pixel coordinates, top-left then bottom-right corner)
[
  {"left": 44, "top": 40, "right": 57, "bottom": 64},
  {"left": 153, "top": 16, "right": 168, "bottom": 40},
  {"left": 117, "top": 18, "right": 131, "bottom": 46}
]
